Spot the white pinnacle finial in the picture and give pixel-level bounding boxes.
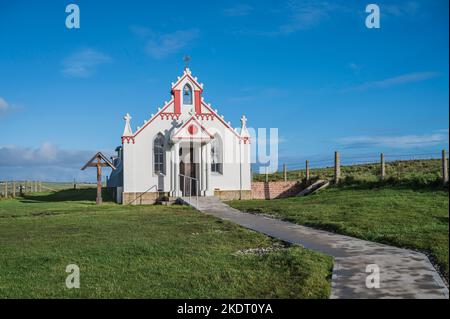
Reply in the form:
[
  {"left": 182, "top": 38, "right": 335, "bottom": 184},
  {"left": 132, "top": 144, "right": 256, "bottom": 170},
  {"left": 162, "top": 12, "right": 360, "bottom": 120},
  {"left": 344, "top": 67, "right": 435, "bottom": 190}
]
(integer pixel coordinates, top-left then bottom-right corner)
[
  {"left": 123, "top": 113, "right": 133, "bottom": 136},
  {"left": 240, "top": 114, "right": 250, "bottom": 138},
  {"left": 241, "top": 115, "right": 247, "bottom": 127}
]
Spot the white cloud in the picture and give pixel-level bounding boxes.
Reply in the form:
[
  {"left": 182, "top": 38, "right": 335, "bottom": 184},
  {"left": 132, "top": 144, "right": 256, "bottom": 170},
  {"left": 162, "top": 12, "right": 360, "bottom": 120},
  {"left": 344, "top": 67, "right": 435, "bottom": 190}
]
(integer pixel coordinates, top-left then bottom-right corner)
[
  {"left": 0, "top": 96, "right": 20, "bottom": 116},
  {"left": 348, "top": 62, "right": 360, "bottom": 70},
  {"left": 223, "top": 4, "right": 253, "bottom": 17},
  {"left": 62, "top": 48, "right": 112, "bottom": 78},
  {"left": 129, "top": 25, "right": 153, "bottom": 38},
  {"left": 278, "top": 1, "right": 336, "bottom": 34},
  {"left": 0, "top": 143, "right": 114, "bottom": 182},
  {"left": 239, "top": 1, "right": 347, "bottom": 36},
  {"left": 348, "top": 62, "right": 362, "bottom": 74},
  {"left": 235, "top": 1, "right": 423, "bottom": 37},
  {"left": 0, "top": 97, "right": 10, "bottom": 115},
  {"left": 342, "top": 71, "right": 439, "bottom": 92},
  {"left": 383, "top": 1, "right": 420, "bottom": 17},
  {"left": 0, "top": 143, "right": 95, "bottom": 167},
  {"left": 144, "top": 29, "right": 200, "bottom": 59},
  {"left": 337, "top": 131, "right": 449, "bottom": 149}
]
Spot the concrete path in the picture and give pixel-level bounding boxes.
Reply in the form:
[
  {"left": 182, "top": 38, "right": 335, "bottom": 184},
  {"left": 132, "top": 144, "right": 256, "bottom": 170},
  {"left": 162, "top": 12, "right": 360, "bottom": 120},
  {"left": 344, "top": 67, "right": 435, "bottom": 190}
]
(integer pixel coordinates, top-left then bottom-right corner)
[{"left": 186, "top": 196, "right": 449, "bottom": 299}]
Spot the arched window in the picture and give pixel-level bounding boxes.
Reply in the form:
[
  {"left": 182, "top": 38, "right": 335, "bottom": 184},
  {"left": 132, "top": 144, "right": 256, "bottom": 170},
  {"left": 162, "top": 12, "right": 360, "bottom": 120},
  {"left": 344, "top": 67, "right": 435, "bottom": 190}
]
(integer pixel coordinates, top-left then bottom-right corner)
[
  {"left": 211, "top": 136, "right": 223, "bottom": 174},
  {"left": 183, "top": 84, "right": 193, "bottom": 105},
  {"left": 153, "top": 133, "right": 165, "bottom": 175}
]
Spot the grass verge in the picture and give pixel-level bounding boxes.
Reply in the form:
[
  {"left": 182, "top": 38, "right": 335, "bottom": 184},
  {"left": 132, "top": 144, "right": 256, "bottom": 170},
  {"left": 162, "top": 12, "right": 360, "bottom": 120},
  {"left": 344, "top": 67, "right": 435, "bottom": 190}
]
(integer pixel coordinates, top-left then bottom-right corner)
[{"left": 0, "top": 189, "right": 332, "bottom": 298}]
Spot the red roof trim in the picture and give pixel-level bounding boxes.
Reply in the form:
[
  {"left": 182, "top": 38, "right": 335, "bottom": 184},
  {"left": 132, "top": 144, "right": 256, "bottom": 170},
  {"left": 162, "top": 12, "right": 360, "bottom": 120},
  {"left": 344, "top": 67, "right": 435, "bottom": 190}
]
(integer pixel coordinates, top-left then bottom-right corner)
[
  {"left": 201, "top": 102, "right": 242, "bottom": 139},
  {"left": 132, "top": 100, "right": 174, "bottom": 139}
]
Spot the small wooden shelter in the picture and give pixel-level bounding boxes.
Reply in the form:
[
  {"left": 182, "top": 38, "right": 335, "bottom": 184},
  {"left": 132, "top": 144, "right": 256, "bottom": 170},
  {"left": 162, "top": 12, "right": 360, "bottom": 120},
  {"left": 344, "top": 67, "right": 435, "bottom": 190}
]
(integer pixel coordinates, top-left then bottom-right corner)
[{"left": 81, "top": 152, "right": 116, "bottom": 205}]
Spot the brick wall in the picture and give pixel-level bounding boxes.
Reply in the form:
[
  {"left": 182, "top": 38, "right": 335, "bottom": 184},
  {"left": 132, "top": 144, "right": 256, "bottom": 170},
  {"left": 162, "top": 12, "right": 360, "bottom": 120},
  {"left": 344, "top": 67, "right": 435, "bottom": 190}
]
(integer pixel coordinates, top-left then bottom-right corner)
[{"left": 251, "top": 181, "right": 303, "bottom": 200}]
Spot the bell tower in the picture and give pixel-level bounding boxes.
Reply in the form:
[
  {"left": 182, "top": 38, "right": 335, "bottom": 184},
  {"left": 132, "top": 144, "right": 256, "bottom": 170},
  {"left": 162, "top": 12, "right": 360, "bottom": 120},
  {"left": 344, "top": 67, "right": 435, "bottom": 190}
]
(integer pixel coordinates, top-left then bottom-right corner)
[{"left": 170, "top": 57, "right": 203, "bottom": 114}]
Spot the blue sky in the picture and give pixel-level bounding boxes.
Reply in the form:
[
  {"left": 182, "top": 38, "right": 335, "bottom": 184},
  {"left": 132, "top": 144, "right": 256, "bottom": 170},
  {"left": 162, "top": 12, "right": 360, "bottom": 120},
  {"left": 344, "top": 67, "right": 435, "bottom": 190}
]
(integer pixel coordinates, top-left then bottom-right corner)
[{"left": 0, "top": 0, "right": 448, "bottom": 181}]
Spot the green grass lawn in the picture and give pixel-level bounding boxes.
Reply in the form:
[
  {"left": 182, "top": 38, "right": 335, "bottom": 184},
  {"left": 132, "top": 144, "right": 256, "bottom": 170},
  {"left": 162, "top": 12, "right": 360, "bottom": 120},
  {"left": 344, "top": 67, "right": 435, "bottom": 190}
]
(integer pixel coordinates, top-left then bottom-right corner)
[
  {"left": 228, "top": 186, "right": 449, "bottom": 281},
  {"left": 0, "top": 189, "right": 332, "bottom": 298}
]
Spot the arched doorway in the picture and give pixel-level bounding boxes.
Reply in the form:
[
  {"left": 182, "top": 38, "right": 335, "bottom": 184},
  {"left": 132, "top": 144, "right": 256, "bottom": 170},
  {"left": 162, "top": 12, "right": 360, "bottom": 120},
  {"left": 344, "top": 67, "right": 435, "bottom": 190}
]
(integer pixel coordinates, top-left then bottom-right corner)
[{"left": 179, "top": 143, "right": 197, "bottom": 196}]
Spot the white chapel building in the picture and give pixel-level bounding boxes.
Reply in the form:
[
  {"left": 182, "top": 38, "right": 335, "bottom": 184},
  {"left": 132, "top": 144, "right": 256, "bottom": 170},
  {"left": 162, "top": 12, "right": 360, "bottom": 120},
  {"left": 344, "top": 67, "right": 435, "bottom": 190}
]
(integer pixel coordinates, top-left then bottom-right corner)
[{"left": 107, "top": 68, "right": 252, "bottom": 204}]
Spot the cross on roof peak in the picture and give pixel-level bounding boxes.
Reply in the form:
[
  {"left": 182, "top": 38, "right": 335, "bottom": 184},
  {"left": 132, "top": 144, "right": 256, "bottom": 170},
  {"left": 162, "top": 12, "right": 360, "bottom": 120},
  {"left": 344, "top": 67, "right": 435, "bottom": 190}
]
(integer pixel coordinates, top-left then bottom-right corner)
[
  {"left": 124, "top": 113, "right": 132, "bottom": 122},
  {"left": 183, "top": 55, "right": 191, "bottom": 69},
  {"left": 241, "top": 115, "right": 247, "bottom": 127}
]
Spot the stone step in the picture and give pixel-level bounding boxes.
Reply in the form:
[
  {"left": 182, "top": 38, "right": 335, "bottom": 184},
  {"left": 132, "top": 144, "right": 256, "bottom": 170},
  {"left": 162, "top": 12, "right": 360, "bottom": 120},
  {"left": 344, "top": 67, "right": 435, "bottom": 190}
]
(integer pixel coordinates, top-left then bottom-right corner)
[
  {"left": 297, "top": 179, "right": 330, "bottom": 196},
  {"left": 155, "top": 196, "right": 179, "bottom": 205}
]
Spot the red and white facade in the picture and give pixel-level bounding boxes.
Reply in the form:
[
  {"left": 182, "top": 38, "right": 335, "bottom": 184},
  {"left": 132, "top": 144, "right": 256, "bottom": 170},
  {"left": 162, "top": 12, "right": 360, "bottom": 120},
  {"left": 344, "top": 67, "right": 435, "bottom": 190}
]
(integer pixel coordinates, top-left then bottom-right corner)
[{"left": 108, "top": 68, "right": 251, "bottom": 204}]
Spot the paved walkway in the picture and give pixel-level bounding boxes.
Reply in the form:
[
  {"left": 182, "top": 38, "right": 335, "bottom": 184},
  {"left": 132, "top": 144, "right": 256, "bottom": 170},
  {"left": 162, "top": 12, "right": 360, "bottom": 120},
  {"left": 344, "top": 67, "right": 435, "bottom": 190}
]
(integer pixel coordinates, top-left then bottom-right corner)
[{"left": 186, "top": 196, "right": 449, "bottom": 299}]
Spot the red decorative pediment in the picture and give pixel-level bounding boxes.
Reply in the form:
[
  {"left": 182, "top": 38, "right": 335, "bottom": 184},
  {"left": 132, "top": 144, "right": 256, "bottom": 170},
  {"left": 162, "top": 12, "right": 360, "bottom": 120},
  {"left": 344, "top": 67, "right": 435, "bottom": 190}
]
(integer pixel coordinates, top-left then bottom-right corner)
[{"left": 172, "top": 116, "right": 214, "bottom": 141}]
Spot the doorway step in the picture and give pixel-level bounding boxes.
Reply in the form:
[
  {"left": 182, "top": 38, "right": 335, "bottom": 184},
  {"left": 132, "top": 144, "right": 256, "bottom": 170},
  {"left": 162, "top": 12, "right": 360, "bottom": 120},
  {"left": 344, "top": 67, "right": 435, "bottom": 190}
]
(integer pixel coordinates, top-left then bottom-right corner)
[{"left": 155, "top": 196, "right": 179, "bottom": 206}]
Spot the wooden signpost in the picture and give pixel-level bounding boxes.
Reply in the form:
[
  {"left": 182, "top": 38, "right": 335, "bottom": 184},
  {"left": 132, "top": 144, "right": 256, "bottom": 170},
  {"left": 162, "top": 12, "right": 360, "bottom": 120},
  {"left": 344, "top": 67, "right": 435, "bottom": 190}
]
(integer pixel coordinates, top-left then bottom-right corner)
[{"left": 81, "top": 152, "right": 116, "bottom": 205}]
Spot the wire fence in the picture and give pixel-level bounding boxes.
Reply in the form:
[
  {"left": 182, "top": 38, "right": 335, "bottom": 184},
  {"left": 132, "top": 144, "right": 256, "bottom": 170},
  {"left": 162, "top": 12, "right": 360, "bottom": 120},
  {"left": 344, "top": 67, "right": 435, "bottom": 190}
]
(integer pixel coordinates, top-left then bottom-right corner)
[
  {"left": 254, "top": 150, "right": 449, "bottom": 187},
  {"left": 0, "top": 181, "right": 100, "bottom": 199},
  {"left": 0, "top": 180, "right": 45, "bottom": 199},
  {"left": 1, "top": 150, "right": 449, "bottom": 198}
]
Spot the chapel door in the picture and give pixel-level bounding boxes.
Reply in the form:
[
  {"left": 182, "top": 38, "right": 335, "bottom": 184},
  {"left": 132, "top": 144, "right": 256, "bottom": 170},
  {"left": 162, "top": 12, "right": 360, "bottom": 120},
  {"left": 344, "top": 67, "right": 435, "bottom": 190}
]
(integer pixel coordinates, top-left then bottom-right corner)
[
  {"left": 183, "top": 160, "right": 192, "bottom": 196},
  {"left": 180, "top": 160, "right": 185, "bottom": 195},
  {"left": 179, "top": 145, "right": 197, "bottom": 196},
  {"left": 188, "top": 145, "right": 197, "bottom": 196}
]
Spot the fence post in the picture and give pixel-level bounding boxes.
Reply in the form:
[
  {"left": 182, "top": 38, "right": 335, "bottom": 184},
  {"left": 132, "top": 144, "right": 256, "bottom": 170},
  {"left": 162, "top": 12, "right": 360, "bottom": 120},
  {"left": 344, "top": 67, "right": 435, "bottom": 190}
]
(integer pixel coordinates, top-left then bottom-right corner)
[
  {"left": 334, "top": 151, "right": 341, "bottom": 183},
  {"left": 283, "top": 164, "right": 287, "bottom": 182},
  {"left": 4, "top": 181, "right": 8, "bottom": 198},
  {"left": 265, "top": 167, "right": 268, "bottom": 183},
  {"left": 380, "top": 153, "right": 386, "bottom": 180},
  {"left": 305, "top": 160, "right": 310, "bottom": 181},
  {"left": 39, "top": 181, "right": 42, "bottom": 192},
  {"left": 12, "top": 181, "right": 16, "bottom": 197},
  {"left": 442, "top": 149, "right": 448, "bottom": 184}
]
